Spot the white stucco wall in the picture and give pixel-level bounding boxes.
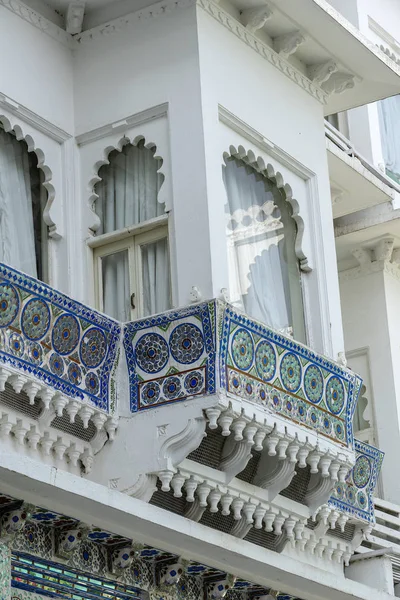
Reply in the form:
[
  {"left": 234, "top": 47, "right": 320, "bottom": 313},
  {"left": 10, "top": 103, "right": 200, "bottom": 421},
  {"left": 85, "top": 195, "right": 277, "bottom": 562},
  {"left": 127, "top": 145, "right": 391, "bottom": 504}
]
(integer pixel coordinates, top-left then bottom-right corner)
[
  {"left": 340, "top": 269, "right": 400, "bottom": 502},
  {"left": 196, "top": 6, "right": 344, "bottom": 358}
]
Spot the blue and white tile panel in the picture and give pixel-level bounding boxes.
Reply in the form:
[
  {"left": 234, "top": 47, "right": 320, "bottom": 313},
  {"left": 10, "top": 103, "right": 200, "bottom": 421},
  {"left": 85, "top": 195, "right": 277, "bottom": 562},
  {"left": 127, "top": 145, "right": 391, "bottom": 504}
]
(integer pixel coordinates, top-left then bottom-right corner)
[
  {"left": 123, "top": 302, "right": 216, "bottom": 411},
  {"left": 0, "top": 263, "right": 121, "bottom": 412},
  {"left": 329, "top": 439, "right": 384, "bottom": 524}
]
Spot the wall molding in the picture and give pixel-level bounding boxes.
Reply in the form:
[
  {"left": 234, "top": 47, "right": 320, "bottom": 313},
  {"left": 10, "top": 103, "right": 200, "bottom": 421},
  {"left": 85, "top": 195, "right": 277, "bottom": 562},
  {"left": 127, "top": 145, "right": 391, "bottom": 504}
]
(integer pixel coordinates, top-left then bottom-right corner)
[
  {"left": 76, "top": 103, "right": 168, "bottom": 146},
  {"left": 74, "top": 0, "right": 196, "bottom": 44},
  {"left": 0, "top": 94, "right": 71, "bottom": 143},
  {"left": 0, "top": 0, "right": 72, "bottom": 48},
  {"left": 198, "top": 0, "right": 327, "bottom": 105}
]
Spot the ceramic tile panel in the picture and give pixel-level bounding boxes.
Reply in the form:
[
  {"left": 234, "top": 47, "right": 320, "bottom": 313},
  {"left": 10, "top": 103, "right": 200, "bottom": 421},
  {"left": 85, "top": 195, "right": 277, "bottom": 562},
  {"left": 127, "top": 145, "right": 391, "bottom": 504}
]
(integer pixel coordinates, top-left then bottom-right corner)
[
  {"left": 0, "top": 264, "right": 121, "bottom": 412},
  {"left": 123, "top": 302, "right": 216, "bottom": 411},
  {"left": 329, "top": 439, "right": 384, "bottom": 524},
  {"left": 124, "top": 300, "right": 362, "bottom": 448},
  {"left": 0, "top": 543, "right": 10, "bottom": 600}
]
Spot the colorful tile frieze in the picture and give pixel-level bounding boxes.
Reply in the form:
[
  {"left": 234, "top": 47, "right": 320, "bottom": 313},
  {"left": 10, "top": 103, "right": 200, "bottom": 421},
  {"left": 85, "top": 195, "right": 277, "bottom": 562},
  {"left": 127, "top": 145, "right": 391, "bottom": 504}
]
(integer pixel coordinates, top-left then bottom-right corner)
[
  {"left": 220, "top": 304, "right": 362, "bottom": 447},
  {"left": 329, "top": 439, "right": 384, "bottom": 524},
  {"left": 123, "top": 302, "right": 216, "bottom": 411},
  {"left": 123, "top": 300, "right": 362, "bottom": 448},
  {"left": 0, "top": 264, "right": 121, "bottom": 412}
]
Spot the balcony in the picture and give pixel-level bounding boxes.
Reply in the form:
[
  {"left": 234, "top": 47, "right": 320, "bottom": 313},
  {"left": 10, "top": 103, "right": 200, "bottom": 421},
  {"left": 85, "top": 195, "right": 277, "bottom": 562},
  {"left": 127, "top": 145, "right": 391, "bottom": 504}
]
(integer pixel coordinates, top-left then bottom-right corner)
[{"left": 0, "top": 262, "right": 383, "bottom": 570}]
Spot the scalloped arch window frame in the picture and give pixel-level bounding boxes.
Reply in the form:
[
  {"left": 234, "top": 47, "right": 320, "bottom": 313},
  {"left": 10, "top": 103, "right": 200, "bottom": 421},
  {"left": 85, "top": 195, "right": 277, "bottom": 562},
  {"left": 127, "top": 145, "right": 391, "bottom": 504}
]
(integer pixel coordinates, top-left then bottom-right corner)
[{"left": 217, "top": 107, "right": 334, "bottom": 357}]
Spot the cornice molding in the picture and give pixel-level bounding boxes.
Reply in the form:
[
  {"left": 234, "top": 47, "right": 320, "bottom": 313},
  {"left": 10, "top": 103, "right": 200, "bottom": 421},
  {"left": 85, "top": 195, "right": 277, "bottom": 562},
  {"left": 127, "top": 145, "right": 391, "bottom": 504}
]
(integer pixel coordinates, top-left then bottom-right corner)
[
  {"left": 76, "top": 103, "right": 168, "bottom": 146},
  {"left": 74, "top": 0, "right": 196, "bottom": 44},
  {"left": 0, "top": 93, "right": 71, "bottom": 143},
  {"left": 198, "top": 0, "right": 327, "bottom": 105},
  {"left": 0, "top": 0, "right": 72, "bottom": 48}
]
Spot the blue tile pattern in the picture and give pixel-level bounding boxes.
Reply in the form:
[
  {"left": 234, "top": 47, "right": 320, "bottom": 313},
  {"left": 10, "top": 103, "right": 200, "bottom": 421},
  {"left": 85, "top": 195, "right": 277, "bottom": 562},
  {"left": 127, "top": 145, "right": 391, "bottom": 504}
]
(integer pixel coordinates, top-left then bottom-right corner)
[
  {"left": 124, "top": 302, "right": 216, "bottom": 411},
  {"left": 329, "top": 440, "right": 384, "bottom": 524},
  {"left": 0, "top": 264, "right": 121, "bottom": 412},
  {"left": 123, "top": 300, "right": 362, "bottom": 448},
  {"left": 220, "top": 304, "right": 362, "bottom": 447}
]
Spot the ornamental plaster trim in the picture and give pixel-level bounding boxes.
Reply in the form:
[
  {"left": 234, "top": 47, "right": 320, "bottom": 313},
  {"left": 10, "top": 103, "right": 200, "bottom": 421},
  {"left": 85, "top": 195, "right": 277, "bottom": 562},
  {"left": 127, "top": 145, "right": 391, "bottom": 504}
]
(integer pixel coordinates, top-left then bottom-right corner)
[
  {"left": 222, "top": 143, "right": 310, "bottom": 272},
  {"left": 87, "top": 132, "right": 169, "bottom": 234},
  {"left": 197, "top": 0, "right": 327, "bottom": 105},
  {"left": 0, "top": 0, "right": 72, "bottom": 48},
  {"left": 0, "top": 112, "right": 59, "bottom": 238}
]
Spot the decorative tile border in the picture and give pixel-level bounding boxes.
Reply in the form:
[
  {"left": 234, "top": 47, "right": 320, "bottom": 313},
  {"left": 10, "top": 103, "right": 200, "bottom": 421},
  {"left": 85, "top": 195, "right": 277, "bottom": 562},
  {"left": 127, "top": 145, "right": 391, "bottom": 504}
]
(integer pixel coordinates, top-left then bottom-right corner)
[
  {"left": 0, "top": 264, "right": 121, "bottom": 412},
  {"left": 123, "top": 300, "right": 362, "bottom": 448},
  {"left": 123, "top": 302, "right": 216, "bottom": 412},
  {"left": 329, "top": 439, "right": 384, "bottom": 524},
  {"left": 219, "top": 304, "right": 362, "bottom": 447}
]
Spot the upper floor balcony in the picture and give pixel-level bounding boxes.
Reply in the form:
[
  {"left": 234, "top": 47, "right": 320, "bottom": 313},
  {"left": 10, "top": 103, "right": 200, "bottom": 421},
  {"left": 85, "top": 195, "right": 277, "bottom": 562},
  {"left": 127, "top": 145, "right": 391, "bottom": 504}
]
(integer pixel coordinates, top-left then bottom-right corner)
[{"left": 0, "top": 261, "right": 383, "bottom": 574}]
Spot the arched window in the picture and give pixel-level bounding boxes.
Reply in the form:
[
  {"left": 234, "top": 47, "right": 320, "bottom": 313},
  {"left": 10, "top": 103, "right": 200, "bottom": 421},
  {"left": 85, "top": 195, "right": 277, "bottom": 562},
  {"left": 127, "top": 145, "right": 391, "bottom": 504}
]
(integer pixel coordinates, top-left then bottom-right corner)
[
  {"left": 93, "top": 140, "right": 171, "bottom": 322},
  {"left": 223, "top": 156, "right": 305, "bottom": 341},
  {"left": 0, "top": 126, "right": 48, "bottom": 281}
]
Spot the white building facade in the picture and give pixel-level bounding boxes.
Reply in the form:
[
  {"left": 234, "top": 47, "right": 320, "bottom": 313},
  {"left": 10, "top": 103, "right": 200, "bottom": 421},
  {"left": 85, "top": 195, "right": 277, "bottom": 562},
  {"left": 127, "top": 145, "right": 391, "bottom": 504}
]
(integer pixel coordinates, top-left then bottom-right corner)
[{"left": 0, "top": 1, "right": 399, "bottom": 600}]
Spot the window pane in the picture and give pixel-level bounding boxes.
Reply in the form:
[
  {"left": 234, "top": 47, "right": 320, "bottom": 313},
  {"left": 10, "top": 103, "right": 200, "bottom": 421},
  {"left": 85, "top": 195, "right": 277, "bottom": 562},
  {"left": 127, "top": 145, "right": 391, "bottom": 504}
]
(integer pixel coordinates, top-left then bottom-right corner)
[
  {"left": 95, "top": 141, "right": 165, "bottom": 235},
  {"left": 223, "top": 157, "right": 305, "bottom": 341},
  {"left": 141, "top": 237, "right": 171, "bottom": 317},
  {"left": 101, "top": 250, "right": 131, "bottom": 321},
  {"left": 378, "top": 95, "right": 400, "bottom": 184}
]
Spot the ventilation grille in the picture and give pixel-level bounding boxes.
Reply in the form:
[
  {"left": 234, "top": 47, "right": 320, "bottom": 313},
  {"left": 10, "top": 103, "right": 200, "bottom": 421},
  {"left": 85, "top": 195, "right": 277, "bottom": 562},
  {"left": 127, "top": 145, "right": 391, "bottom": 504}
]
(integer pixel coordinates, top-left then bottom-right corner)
[
  {"left": 188, "top": 427, "right": 225, "bottom": 469},
  {"left": 280, "top": 465, "right": 311, "bottom": 503},
  {"left": 149, "top": 481, "right": 187, "bottom": 515},
  {"left": 0, "top": 384, "right": 43, "bottom": 419},
  {"left": 329, "top": 522, "right": 356, "bottom": 542},
  {"left": 199, "top": 509, "right": 234, "bottom": 534},
  {"left": 236, "top": 451, "right": 261, "bottom": 483},
  {"left": 51, "top": 409, "right": 96, "bottom": 442},
  {"left": 306, "top": 517, "right": 318, "bottom": 530},
  {"left": 244, "top": 527, "right": 279, "bottom": 551}
]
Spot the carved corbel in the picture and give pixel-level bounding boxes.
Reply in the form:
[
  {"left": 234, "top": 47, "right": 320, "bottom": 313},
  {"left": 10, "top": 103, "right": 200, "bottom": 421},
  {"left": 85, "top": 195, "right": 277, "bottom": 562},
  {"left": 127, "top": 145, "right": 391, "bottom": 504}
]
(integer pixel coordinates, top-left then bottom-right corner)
[
  {"left": 185, "top": 498, "right": 206, "bottom": 522},
  {"left": 159, "top": 417, "right": 206, "bottom": 471},
  {"left": 274, "top": 31, "right": 306, "bottom": 59},
  {"left": 304, "top": 474, "right": 336, "bottom": 512},
  {"left": 240, "top": 4, "right": 273, "bottom": 33},
  {"left": 206, "top": 575, "right": 236, "bottom": 600},
  {"left": 352, "top": 247, "right": 372, "bottom": 266},
  {"left": 230, "top": 514, "right": 253, "bottom": 539},
  {"left": 219, "top": 436, "right": 253, "bottom": 483},
  {"left": 308, "top": 60, "right": 338, "bottom": 84},
  {"left": 374, "top": 237, "right": 394, "bottom": 262},
  {"left": 253, "top": 454, "right": 296, "bottom": 500},
  {"left": 66, "top": 1, "right": 85, "bottom": 35},
  {"left": 122, "top": 474, "right": 158, "bottom": 502},
  {"left": 322, "top": 73, "right": 355, "bottom": 95},
  {"left": 56, "top": 526, "right": 89, "bottom": 558},
  {"left": 111, "top": 545, "right": 137, "bottom": 573}
]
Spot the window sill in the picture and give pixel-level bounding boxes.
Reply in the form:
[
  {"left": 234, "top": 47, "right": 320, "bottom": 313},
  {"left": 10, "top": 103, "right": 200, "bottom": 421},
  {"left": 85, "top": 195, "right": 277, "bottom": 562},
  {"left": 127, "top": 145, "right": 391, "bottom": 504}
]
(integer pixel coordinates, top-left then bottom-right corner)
[{"left": 86, "top": 214, "right": 168, "bottom": 249}]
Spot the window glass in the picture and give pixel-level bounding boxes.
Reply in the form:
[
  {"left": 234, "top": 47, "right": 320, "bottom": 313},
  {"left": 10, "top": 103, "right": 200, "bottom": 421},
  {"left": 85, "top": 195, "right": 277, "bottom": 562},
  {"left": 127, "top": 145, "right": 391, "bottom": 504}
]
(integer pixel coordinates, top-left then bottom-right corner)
[
  {"left": 94, "top": 141, "right": 170, "bottom": 320},
  {"left": 100, "top": 250, "right": 131, "bottom": 322},
  {"left": 141, "top": 237, "right": 171, "bottom": 317},
  {"left": 95, "top": 140, "right": 164, "bottom": 234},
  {"left": 378, "top": 95, "right": 400, "bottom": 184},
  {"left": 223, "top": 157, "right": 305, "bottom": 341},
  {"left": 0, "top": 127, "right": 48, "bottom": 281}
]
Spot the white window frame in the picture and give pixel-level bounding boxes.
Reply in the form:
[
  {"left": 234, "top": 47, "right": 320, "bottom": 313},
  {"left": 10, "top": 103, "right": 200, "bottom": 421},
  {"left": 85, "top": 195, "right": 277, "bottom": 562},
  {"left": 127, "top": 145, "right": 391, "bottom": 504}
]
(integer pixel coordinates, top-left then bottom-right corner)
[{"left": 87, "top": 215, "right": 170, "bottom": 321}]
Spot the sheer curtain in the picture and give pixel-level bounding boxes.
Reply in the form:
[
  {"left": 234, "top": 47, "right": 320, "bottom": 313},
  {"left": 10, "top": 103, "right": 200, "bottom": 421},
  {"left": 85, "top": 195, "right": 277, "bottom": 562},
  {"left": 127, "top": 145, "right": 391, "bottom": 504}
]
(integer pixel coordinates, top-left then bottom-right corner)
[
  {"left": 378, "top": 95, "right": 400, "bottom": 183},
  {"left": 223, "top": 157, "right": 305, "bottom": 339},
  {"left": 0, "top": 129, "right": 37, "bottom": 277},
  {"left": 95, "top": 142, "right": 170, "bottom": 321}
]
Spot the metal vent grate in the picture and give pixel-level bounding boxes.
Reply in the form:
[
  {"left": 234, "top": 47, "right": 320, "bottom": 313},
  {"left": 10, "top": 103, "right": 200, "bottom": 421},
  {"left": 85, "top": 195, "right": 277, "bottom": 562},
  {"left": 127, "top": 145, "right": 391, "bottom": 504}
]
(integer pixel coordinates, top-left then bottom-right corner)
[
  {"left": 149, "top": 481, "right": 187, "bottom": 515},
  {"left": 51, "top": 409, "right": 96, "bottom": 442},
  {"left": 0, "top": 384, "right": 43, "bottom": 419},
  {"left": 236, "top": 451, "right": 261, "bottom": 483},
  {"left": 188, "top": 427, "right": 225, "bottom": 469},
  {"left": 280, "top": 465, "right": 311, "bottom": 503},
  {"left": 330, "top": 522, "right": 356, "bottom": 542},
  {"left": 244, "top": 527, "right": 279, "bottom": 551},
  {"left": 199, "top": 508, "right": 234, "bottom": 533}
]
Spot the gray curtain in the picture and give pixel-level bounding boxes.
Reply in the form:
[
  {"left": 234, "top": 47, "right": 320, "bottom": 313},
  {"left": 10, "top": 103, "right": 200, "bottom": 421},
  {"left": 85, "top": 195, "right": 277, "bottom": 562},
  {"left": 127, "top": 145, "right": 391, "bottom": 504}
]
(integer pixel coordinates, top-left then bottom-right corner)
[
  {"left": 223, "top": 157, "right": 304, "bottom": 339},
  {"left": 378, "top": 95, "right": 400, "bottom": 183},
  {"left": 0, "top": 128, "right": 46, "bottom": 279},
  {"left": 95, "top": 142, "right": 170, "bottom": 320}
]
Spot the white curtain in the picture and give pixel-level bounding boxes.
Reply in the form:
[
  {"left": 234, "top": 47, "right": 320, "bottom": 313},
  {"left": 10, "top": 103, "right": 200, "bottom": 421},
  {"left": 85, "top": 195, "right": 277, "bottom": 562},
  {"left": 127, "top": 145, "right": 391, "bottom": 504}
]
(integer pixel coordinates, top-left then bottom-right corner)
[
  {"left": 378, "top": 95, "right": 400, "bottom": 182},
  {"left": 223, "top": 158, "right": 304, "bottom": 336},
  {"left": 0, "top": 129, "right": 37, "bottom": 277},
  {"left": 96, "top": 142, "right": 170, "bottom": 320}
]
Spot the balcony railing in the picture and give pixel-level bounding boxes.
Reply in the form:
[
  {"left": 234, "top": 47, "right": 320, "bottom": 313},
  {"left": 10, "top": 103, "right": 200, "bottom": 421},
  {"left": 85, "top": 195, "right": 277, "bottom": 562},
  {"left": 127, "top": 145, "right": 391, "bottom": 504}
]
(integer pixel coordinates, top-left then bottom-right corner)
[{"left": 0, "top": 263, "right": 384, "bottom": 526}]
